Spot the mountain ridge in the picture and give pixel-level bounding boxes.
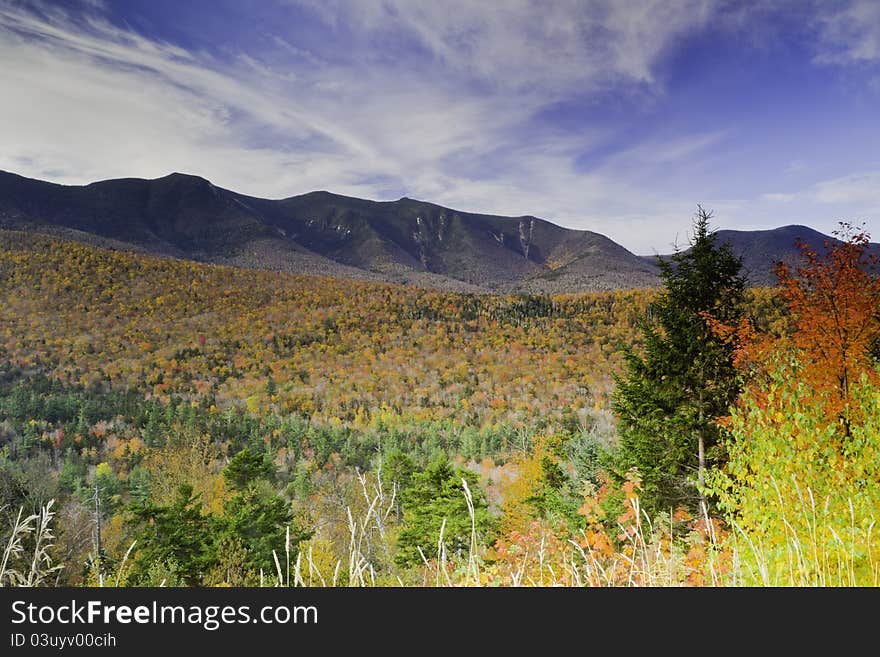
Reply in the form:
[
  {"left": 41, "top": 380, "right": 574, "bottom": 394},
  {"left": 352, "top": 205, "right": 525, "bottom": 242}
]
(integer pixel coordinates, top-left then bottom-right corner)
[
  {"left": 0, "top": 169, "right": 658, "bottom": 292},
  {"left": 1, "top": 169, "right": 875, "bottom": 292},
  {"left": 642, "top": 224, "right": 880, "bottom": 285}
]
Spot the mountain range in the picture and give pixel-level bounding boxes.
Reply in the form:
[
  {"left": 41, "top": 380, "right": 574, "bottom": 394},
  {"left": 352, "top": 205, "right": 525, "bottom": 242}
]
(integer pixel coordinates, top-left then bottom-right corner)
[{"left": 1, "top": 170, "right": 875, "bottom": 292}]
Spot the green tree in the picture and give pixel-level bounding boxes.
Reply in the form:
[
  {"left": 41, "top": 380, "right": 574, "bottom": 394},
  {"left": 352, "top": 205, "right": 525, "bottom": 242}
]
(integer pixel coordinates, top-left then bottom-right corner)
[
  {"left": 707, "top": 358, "right": 880, "bottom": 585},
  {"left": 383, "top": 449, "right": 415, "bottom": 522},
  {"left": 612, "top": 207, "right": 745, "bottom": 516},
  {"left": 219, "top": 481, "right": 309, "bottom": 576},
  {"left": 223, "top": 447, "right": 276, "bottom": 490},
  {"left": 395, "top": 456, "right": 494, "bottom": 568},
  {"left": 127, "top": 484, "right": 216, "bottom": 586},
  {"left": 219, "top": 450, "right": 309, "bottom": 577}
]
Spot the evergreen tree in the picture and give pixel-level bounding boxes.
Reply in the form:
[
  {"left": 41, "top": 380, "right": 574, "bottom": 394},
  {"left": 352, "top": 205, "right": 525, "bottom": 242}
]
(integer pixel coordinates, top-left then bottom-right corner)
[
  {"left": 220, "top": 449, "right": 309, "bottom": 575},
  {"left": 612, "top": 207, "right": 745, "bottom": 516},
  {"left": 128, "top": 484, "right": 215, "bottom": 585},
  {"left": 220, "top": 481, "right": 308, "bottom": 575},
  {"left": 383, "top": 449, "right": 415, "bottom": 523},
  {"left": 223, "top": 447, "right": 276, "bottom": 489},
  {"left": 394, "top": 456, "right": 494, "bottom": 568}
]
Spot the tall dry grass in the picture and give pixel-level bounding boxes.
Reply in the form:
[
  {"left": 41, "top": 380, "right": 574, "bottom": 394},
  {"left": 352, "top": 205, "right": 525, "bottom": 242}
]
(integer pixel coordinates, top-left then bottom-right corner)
[
  {"left": 0, "top": 500, "right": 63, "bottom": 586},
  {"left": 4, "top": 483, "right": 877, "bottom": 587}
]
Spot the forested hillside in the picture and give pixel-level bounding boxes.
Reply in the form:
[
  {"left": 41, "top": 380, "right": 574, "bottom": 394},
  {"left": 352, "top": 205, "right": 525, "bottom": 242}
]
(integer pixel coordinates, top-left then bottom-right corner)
[
  {"left": 0, "top": 230, "right": 655, "bottom": 585},
  {"left": 1, "top": 225, "right": 878, "bottom": 587}
]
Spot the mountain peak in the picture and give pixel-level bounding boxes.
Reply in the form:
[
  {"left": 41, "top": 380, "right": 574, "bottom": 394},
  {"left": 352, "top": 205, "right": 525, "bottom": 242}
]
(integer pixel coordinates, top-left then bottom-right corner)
[
  {"left": 707, "top": 225, "right": 880, "bottom": 284},
  {"left": 154, "top": 171, "right": 213, "bottom": 185}
]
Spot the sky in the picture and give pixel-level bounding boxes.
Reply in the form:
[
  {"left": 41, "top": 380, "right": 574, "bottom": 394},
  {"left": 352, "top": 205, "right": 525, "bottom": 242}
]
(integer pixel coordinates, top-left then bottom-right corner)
[{"left": 1, "top": 0, "right": 879, "bottom": 254}]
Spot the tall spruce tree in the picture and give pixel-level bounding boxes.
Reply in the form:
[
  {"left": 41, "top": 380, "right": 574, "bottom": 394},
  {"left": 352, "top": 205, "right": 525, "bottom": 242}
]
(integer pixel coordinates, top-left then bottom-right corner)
[{"left": 612, "top": 207, "right": 745, "bottom": 516}]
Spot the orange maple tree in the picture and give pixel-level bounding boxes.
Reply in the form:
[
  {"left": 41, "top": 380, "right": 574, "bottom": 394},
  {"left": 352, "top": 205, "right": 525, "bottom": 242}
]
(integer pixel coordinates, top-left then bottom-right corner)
[
  {"left": 714, "top": 222, "right": 880, "bottom": 434},
  {"left": 775, "top": 223, "right": 880, "bottom": 410}
]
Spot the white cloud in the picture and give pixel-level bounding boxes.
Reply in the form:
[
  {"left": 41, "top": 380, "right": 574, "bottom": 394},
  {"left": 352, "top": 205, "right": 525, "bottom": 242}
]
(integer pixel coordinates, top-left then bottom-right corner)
[
  {"left": 813, "top": 171, "right": 880, "bottom": 205},
  {"left": 753, "top": 167, "right": 879, "bottom": 232},
  {"left": 0, "top": 1, "right": 737, "bottom": 253},
  {"left": 7, "top": 0, "right": 868, "bottom": 255},
  {"left": 707, "top": 171, "right": 880, "bottom": 247},
  {"left": 604, "top": 131, "right": 728, "bottom": 167},
  {"left": 814, "top": 0, "right": 880, "bottom": 64},
  {"left": 292, "top": 0, "right": 718, "bottom": 92},
  {"left": 784, "top": 159, "right": 807, "bottom": 174}
]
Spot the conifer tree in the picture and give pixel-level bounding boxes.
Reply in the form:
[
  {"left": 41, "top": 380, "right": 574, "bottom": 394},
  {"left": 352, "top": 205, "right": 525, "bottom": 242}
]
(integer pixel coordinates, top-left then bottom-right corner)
[
  {"left": 612, "top": 207, "right": 745, "bottom": 515},
  {"left": 395, "top": 455, "right": 494, "bottom": 568}
]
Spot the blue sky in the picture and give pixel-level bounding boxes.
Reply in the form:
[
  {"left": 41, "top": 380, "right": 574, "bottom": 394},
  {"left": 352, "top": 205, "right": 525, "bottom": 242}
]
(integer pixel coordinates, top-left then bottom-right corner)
[{"left": 1, "top": 0, "right": 879, "bottom": 253}]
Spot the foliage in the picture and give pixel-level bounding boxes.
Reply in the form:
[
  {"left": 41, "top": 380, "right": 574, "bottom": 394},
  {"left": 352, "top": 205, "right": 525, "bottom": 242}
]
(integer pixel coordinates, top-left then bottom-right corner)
[
  {"left": 224, "top": 447, "right": 276, "bottom": 490},
  {"left": 497, "top": 433, "right": 587, "bottom": 536},
  {"left": 707, "top": 224, "right": 880, "bottom": 585},
  {"left": 0, "top": 229, "right": 651, "bottom": 432},
  {"left": 0, "top": 229, "right": 658, "bottom": 584},
  {"left": 775, "top": 223, "right": 880, "bottom": 413},
  {"left": 127, "top": 484, "right": 216, "bottom": 586},
  {"left": 612, "top": 208, "right": 745, "bottom": 515},
  {"left": 395, "top": 456, "right": 494, "bottom": 568},
  {"left": 220, "top": 482, "right": 308, "bottom": 575},
  {"left": 708, "top": 359, "right": 880, "bottom": 585},
  {"left": 11, "top": 225, "right": 875, "bottom": 587}
]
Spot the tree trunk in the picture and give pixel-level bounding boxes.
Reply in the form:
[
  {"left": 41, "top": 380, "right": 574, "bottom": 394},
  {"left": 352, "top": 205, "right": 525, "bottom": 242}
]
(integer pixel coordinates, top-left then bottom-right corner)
[
  {"left": 697, "top": 433, "right": 706, "bottom": 515},
  {"left": 697, "top": 385, "right": 707, "bottom": 515},
  {"left": 93, "top": 484, "right": 102, "bottom": 576}
]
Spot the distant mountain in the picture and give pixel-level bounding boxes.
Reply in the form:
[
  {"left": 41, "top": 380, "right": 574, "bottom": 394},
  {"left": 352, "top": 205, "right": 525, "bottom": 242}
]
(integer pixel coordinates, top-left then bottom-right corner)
[
  {"left": 0, "top": 170, "right": 658, "bottom": 292},
  {"left": 643, "top": 225, "right": 880, "bottom": 285},
  {"left": 2, "top": 170, "right": 874, "bottom": 291}
]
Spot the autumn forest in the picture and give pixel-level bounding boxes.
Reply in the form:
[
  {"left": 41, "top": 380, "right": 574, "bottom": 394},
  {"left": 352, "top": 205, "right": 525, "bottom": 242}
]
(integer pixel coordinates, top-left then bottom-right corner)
[{"left": 1, "top": 215, "right": 879, "bottom": 587}]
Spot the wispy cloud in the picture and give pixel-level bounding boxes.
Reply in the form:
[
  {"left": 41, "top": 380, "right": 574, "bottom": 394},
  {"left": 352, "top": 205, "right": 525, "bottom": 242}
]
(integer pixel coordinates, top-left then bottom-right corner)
[
  {"left": 602, "top": 131, "right": 728, "bottom": 168},
  {"left": 737, "top": 170, "right": 880, "bottom": 243},
  {"left": 813, "top": 170, "right": 880, "bottom": 205},
  {"left": 784, "top": 159, "right": 807, "bottom": 174},
  {"left": 814, "top": 0, "right": 880, "bottom": 64},
  {"left": 764, "top": 169, "right": 880, "bottom": 209},
  {"left": 0, "top": 0, "right": 731, "bottom": 250},
  {"left": 294, "top": 0, "right": 717, "bottom": 90},
  {"left": 0, "top": 1, "right": 877, "bottom": 253}
]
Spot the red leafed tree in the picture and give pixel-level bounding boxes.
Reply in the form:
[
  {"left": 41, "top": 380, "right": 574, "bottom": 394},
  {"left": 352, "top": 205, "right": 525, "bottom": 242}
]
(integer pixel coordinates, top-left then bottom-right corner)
[{"left": 773, "top": 222, "right": 880, "bottom": 425}]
